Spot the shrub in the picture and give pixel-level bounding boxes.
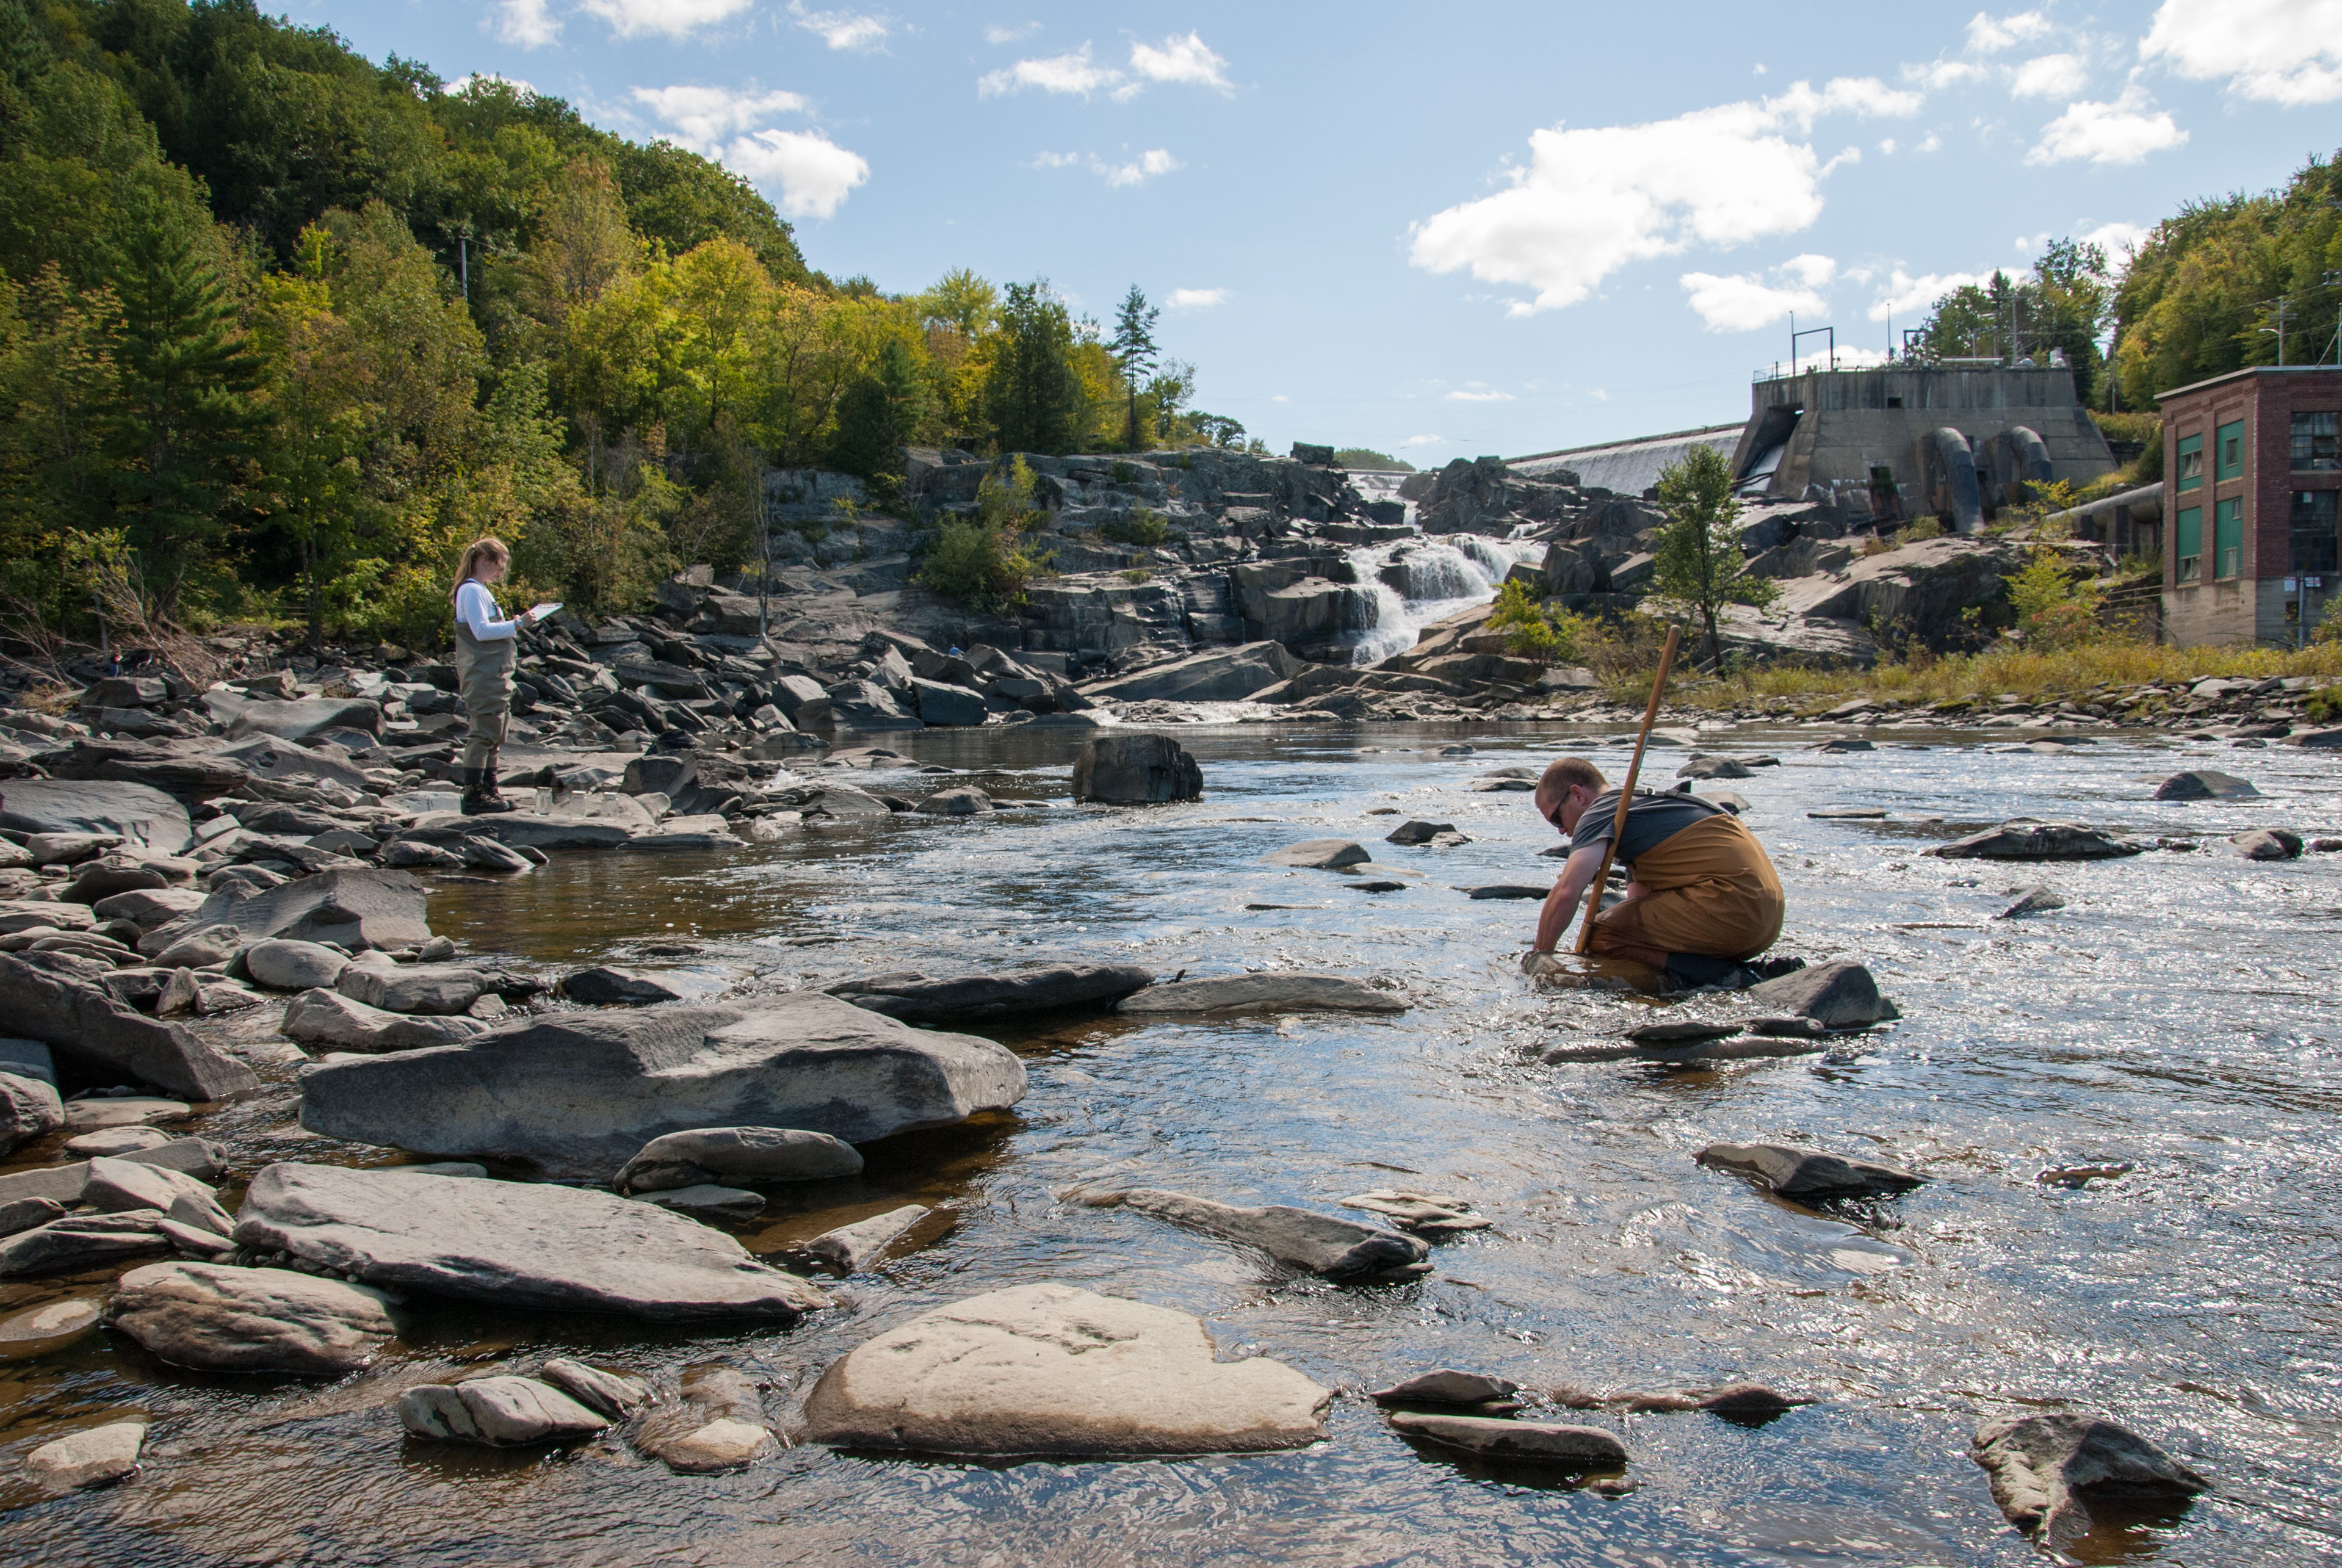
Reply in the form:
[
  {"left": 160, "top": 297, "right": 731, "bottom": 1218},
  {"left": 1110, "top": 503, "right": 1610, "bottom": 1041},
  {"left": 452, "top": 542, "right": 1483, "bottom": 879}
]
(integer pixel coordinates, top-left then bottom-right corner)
[
  {"left": 1101, "top": 505, "right": 1171, "bottom": 546},
  {"left": 2005, "top": 546, "right": 2105, "bottom": 651},
  {"left": 1487, "top": 579, "right": 1596, "bottom": 663},
  {"left": 918, "top": 522, "right": 1047, "bottom": 610},
  {"left": 1904, "top": 515, "right": 1945, "bottom": 541}
]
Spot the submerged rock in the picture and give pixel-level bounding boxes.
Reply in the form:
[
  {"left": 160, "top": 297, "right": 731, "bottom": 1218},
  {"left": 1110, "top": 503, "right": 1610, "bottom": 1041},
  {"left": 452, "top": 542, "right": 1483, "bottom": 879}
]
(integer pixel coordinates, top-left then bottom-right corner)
[
  {"left": 1970, "top": 1412, "right": 2207, "bottom": 1538},
  {"left": 1996, "top": 884, "right": 2067, "bottom": 918},
  {"left": 2232, "top": 828, "right": 2304, "bottom": 861},
  {"left": 232, "top": 1163, "right": 831, "bottom": 1321},
  {"left": 806, "top": 1203, "right": 930, "bottom": 1272},
  {"left": 0, "top": 1296, "right": 102, "bottom": 1358},
  {"left": 1371, "top": 1369, "right": 1520, "bottom": 1407},
  {"left": 826, "top": 961, "right": 1154, "bottom": 1024},
  {"left": 801, "top": 1282, "right": 1332, "bottom": 1457},
  {"left": 1076, "top": 1187, "right": 1429, "bottom": 1279},
  {"left": 1115, "top": 972, "right": 1405, "bottom": 1017},
  {"left": 1260, "top": 839, "right": 1368, "bottom": 870},
  {"left": 297, "top": 991, "right": 1027, "bottom": 1180},
  {"left": 2153, "top": 769, "right": 2260, "bottom": 801},
  {"left": 636, "top": 1366, "right": 776, "bottom": 1473},
  {"left": 1696, "top": 1142, "right": 1925, "bottom": 1198},
  {"left": 107, "top": 1262, "right": 397, "bottom": 1373},
  {"left": 397, "top": 1376, "right": 611, "bottom": 1447},
  {"left": 615, "top": 1127, "right": 864, "bottom": 1193},
  {"left": 1387, "top": 1411, "right": 1628, "bottom": 1466},
  {"left": 538, "top": 1358, "right": 653, "bottom": 1420},
  {"left": 1552, "top": 1381, "right": 1810, "bottom": 1422},
  {"left": 24, "top": 1420, "right": 145, "bottom": 1489},
  {"left": 1737, "top": 961, "right": 1898, "bottom": 1028},
  {"left": 1925, "top": 819, "right": 2145, "bottom": 861},
  {"left": 1339, "top": 1190, "right": 1490, "bottom": 1237}
]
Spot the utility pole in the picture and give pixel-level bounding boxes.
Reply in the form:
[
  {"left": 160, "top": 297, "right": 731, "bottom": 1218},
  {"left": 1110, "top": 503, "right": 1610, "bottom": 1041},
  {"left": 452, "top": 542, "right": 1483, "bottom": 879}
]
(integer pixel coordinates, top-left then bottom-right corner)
[{"left": 2260, "top": 294, "right": 2297, "bottom": 366}]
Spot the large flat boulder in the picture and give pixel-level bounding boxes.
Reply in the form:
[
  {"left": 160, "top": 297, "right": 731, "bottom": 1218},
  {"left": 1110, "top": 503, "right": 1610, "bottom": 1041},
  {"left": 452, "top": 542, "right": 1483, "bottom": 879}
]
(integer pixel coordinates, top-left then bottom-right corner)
[
  {"left": 802, "top": 1283, "right": 1331, "bottom": 1456},
  {"left": 1117, "top": 972, "right": 1406, "bottom": 1017},
  {"left": 145, "top": 868, "right": 430, "bottom": 955},
  {"left": 29, "top": 739, "right": 247, "bottom": 803},
  {"left": 1925, "top": 819, "right": 2145, "bottom": 860},
  {"left": 106, "top": 1261, "right": 398, "bottom": 1373},
  {"left": 233, "top": 1162, "right": 831, "bottom": 1321},
  {"left": 296, "top": 991, "right": 1028, "bottom": 1180},
  {"left": 1082, "top": 641, "right": 1301, "bottom": 703},
  {"left": 203, "top": 692, "right": 383, "bottom": 742},
  {"left": 1077, "top": 1187, "right": 1429, "bottom": 1278},
  {"left": 2153, "top": 768, "right": 2259, "bottom": 802},
  {"left": 405, "top": 811, "right": 636, "bottom": 850},
  {"left": 0, "top": 778, "right": 192, "bottom": 854},
  {"left": 1070, "top": 734, "right": 1203, "bottom": 804},
  {"left": 0, "top": 953, "right": 255, "bottom": 1099},
  {"left": 212, "top": 734, "right": 376, "bottom": 793},
  {"left": 826, "top": 961, "right": 1154, "bottom": 1024}
]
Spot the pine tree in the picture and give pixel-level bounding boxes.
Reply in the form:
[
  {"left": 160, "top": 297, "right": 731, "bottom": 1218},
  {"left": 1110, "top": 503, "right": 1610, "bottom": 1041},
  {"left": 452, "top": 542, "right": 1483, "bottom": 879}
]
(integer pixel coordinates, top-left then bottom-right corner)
[
  {"left": 1108, "top": 284, "right": 1158, "bottom": 450},
  {"left": 829, "top": 335, "right": 928, "bottom": 480},
  {"left": 985, "top": 281, "right": 1079, "bottom": 455}
]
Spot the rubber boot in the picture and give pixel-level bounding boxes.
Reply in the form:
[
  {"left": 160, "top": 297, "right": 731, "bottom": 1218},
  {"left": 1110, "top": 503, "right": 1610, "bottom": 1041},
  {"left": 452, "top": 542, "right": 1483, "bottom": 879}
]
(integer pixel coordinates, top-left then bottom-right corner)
[{"left": 458, "top": 767, "right": 515, "bottom": 817}]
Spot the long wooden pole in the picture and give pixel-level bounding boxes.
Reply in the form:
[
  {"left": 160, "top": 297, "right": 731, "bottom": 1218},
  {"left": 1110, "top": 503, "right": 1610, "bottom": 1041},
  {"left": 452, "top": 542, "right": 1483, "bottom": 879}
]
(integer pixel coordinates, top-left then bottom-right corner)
[{"left": 1575, "top": 623, "right": 1682, "bottom": 955}]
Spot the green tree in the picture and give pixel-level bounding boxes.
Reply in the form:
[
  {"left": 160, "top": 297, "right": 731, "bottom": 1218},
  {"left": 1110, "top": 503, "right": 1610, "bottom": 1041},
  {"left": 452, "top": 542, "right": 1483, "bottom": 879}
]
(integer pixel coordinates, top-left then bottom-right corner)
[
  {"left": 828, "top": 334, "right": 927, "bottom": 480},
  {"left": 1651, "top": 443, "right": 1777, "bottom": 670},
  {"left": 1108, "top": 283, "right": 1158, "bottom": 450},
  {"left": 106, "top": 197, "right": 261, "bottom": 621},
  {"left": 984, "top": 280, "right": 1080, "bottom": 454}
]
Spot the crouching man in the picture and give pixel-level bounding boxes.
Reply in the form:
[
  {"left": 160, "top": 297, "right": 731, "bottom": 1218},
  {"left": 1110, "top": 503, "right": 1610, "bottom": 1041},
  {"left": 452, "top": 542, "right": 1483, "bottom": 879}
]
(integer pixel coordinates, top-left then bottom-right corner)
[{"left": 1529, "top": 756, "right": 1784, "bottom": 986}]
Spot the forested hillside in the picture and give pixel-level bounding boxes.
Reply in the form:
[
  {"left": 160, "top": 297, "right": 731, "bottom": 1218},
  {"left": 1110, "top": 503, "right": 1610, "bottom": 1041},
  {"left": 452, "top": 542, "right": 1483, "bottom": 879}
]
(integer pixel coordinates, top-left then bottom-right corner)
[{"left": 0, "top": 0, "right": 1226, "bottom": 653}]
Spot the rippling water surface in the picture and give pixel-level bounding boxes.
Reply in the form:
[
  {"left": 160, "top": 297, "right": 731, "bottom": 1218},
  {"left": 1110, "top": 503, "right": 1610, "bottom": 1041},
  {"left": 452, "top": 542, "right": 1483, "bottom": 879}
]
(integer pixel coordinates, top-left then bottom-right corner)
[{"left": 5, "top": 723, "right": 2340, "bottom": 1566}]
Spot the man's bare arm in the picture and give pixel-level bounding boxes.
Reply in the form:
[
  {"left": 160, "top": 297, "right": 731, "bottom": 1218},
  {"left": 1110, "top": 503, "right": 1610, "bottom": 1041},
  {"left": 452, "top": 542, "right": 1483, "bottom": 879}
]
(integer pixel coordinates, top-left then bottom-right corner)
[{"left": 1531, "top": 845, "right": 1612, "bottom": 952}]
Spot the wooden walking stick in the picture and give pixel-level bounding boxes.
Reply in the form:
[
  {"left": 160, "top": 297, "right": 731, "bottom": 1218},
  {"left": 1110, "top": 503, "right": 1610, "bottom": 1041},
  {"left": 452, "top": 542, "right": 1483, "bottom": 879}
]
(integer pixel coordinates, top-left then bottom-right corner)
[{"left": 1574, "top": 622, "right": 1682, "bottom": 955}]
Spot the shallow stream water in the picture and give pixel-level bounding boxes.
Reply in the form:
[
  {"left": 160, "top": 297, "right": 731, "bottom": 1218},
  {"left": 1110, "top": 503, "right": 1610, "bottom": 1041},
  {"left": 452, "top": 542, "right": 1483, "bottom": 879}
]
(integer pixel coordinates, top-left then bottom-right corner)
[{"left": 5, "top": 723, "right": 2340, "bottom": 1566}]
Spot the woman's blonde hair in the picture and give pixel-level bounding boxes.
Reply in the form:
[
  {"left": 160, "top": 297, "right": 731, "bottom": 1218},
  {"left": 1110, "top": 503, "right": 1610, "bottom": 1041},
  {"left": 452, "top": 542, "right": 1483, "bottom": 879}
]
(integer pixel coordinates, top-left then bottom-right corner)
[{"left": 450, "top": 537, "right": 511, "bottom": 603}]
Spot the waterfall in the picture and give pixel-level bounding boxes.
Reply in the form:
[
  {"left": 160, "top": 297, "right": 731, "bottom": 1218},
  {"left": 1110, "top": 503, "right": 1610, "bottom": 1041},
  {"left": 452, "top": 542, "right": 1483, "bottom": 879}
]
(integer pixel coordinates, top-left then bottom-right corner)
[{"left": 1332, "top": 534, "right": 1542, "bottom": 665}]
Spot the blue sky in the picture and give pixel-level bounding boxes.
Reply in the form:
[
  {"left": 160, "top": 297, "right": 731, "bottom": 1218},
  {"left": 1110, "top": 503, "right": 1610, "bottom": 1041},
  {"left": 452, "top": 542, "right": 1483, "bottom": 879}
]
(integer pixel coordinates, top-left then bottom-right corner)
[{"left": 304, "top": 1, "right": 2339, "bottom": 461}]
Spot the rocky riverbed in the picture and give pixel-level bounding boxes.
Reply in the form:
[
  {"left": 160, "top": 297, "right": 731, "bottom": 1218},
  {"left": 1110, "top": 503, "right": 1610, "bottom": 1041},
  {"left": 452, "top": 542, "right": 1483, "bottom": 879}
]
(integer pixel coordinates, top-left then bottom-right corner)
[{"left": 1, "top": 717, "right": 2338, "bottom": 1564}]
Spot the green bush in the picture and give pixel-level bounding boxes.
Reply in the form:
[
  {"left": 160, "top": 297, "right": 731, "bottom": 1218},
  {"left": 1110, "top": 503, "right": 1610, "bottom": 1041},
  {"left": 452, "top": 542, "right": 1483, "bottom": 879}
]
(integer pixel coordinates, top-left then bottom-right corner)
[
  {"left": 1487, "top": 579, "right": 1595, "bottom": 663},
  {"left": 1101, "top": 506, "right": 1171, "bottom": 546}
]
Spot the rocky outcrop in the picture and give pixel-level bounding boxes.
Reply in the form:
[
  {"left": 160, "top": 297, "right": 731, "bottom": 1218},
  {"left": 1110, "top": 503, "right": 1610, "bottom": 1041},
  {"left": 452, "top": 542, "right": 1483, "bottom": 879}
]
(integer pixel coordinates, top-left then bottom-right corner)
[
  {"left": 1070, "top": 734, "right": 1203, "bottom": 803},
  {"left": 827, "top": 961, "right": 1154, "bottom": 1022},
  {"left": 801, "top": 1284, "right": 1332, "bottom": 1457},
  {"left": 233, "top": 1162, "right": 831, "bottom": 1320},
  {"left": 106, "top": 1262, "right": 399, "bottom": 1373},
  {"left": 295, "top": 991, "right": 1028, "bottom": 1179},
  {"left": 1082, "top": 642, "right": 1298, "bottom": 703}
]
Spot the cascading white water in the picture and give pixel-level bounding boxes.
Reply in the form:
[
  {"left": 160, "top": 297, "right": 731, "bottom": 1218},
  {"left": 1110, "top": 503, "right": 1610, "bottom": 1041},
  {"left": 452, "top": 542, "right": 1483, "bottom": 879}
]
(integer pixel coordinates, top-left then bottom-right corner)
[{"left": 1335, "top": 533, "right": 1544, "bottom": 665}]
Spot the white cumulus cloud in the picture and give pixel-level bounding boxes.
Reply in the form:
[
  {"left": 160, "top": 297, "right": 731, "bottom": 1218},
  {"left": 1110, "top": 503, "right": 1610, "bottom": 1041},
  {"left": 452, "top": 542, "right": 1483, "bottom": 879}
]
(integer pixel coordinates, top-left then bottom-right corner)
[
  {"left": 1680, "top": 270, "right": 1828, "bottom": 333},
  {"left": 2081, "top": 219, "right": 2153, "bottom": 261},
  {"left": 489, "top": 0, "right": 560, "bottom": 47},
  {"left": 1094, "top": 148, "right": 1180, "bottom": 187},
  {"left": 1409, "top": 92, "right": 1877, "bottom": 316},
  {"left": 1445, "top": 387, "right": 1514, "bottom": 402},
  {"left": 1904, "top": 59, "right": 1981, "bottom": 90},
  {"left": 447, "top": 72, "right": 540, "bottom": 98},
  {"left": 2141, "top": 0, "right": 2342, "bottom": 106},
  {"left": 1401, "top": 435, "right": 1448, "bottom": 448},
  {"left": 985, "top": 23, "right": 1039, "bottom": 44},
  {"left": 789, "top": 2, "right": 888, "bottom": 51},
  {"left": 1166, "top": 287, "right": 1227, "bottom": 309},
  {"left": 1869, "top": 267, "right": 1995, "bottom": 322},
  {"left": 631, "top": 85, "right": 811, "bottom": 148},
  {"left": 2011, "top": 52, "right": 2089, "bottom": 98},
  {"left": 722, "top": 130, "right": 870, "bottom": 219},
  {"left": 579, "top": 0, "right": 754, "bottom": 40},
  {"left": 2028, "top": 87, "right": 2187, "bottom": 165},
  {"left": 1765, "top": 76, "right": 1923, "bottom": 129},
  {"left": 1029, "top": 150, "right": 1080, "bottom": 168},
  {"left": 980, "top": 44, "right": 1121, "bottom": 97},
  {"left": 1967, "top": 10, "right": 2052, "bottom": 52},
  {"left": 1128, "top": 32, "right": 1231, "bottom": 92}
]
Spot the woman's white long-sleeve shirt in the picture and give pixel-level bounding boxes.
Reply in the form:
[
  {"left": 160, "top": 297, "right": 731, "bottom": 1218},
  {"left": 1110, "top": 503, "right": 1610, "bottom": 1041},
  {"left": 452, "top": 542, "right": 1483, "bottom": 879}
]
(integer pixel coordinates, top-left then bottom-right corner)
[{"left": 455, "top": 580, "right": 521, "bottom": 641}]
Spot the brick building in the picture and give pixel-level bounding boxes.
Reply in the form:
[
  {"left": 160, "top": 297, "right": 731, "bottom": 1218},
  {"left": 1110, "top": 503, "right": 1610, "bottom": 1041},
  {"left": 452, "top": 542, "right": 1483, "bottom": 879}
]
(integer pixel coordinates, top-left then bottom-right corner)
[{"left": 2159, "top": 367, "right": 2342, "bottom": 646}]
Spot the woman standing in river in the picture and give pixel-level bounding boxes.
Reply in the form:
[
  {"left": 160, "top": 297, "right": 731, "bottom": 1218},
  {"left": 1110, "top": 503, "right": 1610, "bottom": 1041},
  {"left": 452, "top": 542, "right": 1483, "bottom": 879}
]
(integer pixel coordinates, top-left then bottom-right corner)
[{"left": 449, "top": 537, "right": 543, "bottom": 817}]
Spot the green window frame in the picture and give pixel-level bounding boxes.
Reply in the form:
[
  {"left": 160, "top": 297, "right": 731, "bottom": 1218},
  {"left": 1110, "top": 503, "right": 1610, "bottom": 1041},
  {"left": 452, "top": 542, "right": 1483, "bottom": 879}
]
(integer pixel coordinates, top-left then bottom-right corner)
[
  {"left": 2214, "top": 497, "right": 2244, "bottom": 579},
  {"left": 2216, "top": 419, "right": 2246, "bottom": 483},
  {"left": 2175, "top": 505, "right": 2202, "bottom": 579},
  {"left": 2177, "top": 432, "right": 2203, "bottom": 491}
]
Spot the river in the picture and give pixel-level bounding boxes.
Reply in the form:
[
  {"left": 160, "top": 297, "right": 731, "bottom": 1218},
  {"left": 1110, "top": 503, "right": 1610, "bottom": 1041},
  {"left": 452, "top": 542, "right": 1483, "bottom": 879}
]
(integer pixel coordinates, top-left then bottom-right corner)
[{"left": 4, "top": 721, "right": 2338, "bottom": 1566}]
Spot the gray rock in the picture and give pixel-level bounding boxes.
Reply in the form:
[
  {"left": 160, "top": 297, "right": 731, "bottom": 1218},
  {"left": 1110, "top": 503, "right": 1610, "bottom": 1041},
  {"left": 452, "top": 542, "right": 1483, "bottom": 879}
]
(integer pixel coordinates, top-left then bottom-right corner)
[
  {"left": 1677, "top": 755, "right": 1753, "bottom": 779},
  {"left": 0, "top": 1210, "right": 172, "bottom": 1276},
  {"left": 1338, "top": 1189, "right": 1490, "bottom": 1237},
  {"left": 1117, "top": 972, "right": 1406, "bottom": 1017},
  {"left": 1996, "top": 884, "right": 2067, "bottom": 918},
  {"left": 244, "top": 938, "right": 349, "bottom": 991},
  {"left": 0, "top": 1197, "right": 65, "bottom": 1237},
  {"left": 1812, "top": 737, "right": 1874, "bottom": 753},
  {"left": 1071, "top": 734, "right": 1204, "bottom": 804},
  {"left": 634, "top": 1365, "right": 776, "bottom": 1472},
  {"left": 826, "top": 961, "right": 1154, "bottom": 1024},
  {"left": 0, "top": 1070, "right": 63, "bottom": 1152},
  {"left": 0, "top": 953, "right": 256, "bottom": 1099},
  {"left": 1382, "top": 820, "right": 1458, "bottom": 845},
  {"left": 1387, "top": 1411, "right": 1628, "bottom": 1466},
  {"left": 802, "top": 1283, "right": 1332, "bottom": 1457},
  {"left": 909, "top": 678, "right": 987, "bottom": 727},
  {"left": 2154, "top": 768, "right": 2260, "bottom": 801},
  {"left": 635, "top": 1183, "right": 764, "bottom": 1216},
  {"left": 152, "top": 922, "right": 245, "bottom": 969},
  {"left": 1696, "top": 1141, "right": 1925, "bottom": 1198},
  {"left": 295, "top": 991, "right": 1028, "bottom": 1180},
  {"left": 616, "top": 1127, "right": 864, "bottom": 1193},
  {"left": 1261, "top": 839, "right": 1368, "bottom": 869},
  {"left": 649, "top": 1417, "right": 774, "bottom": 1472},
  {"left": 1077, "top": 1187, "right": 1429, "bottom": 1279},
  {"left": 558, "top": 966, "right": 689, "bottom": 1005},
  {"left": 539, "top": 1358, "right": 653, "bottom": 1419},
  {"left": 0, "top": 1295, "right": 100, "bottom": 1356},
  {"left": 336, "top": 962, "right": 486, "bottom": 1016},
  {"left": 106, "top": 1262, "right": 398, "bottom": 1373},
  {"left": 91, "top": 886, "right": 206, "bottom": 931},
  {"left": 281, "top": 988, "right": 487, "bottom": 1052},
  {"left": 1553, "top": 1381, "right": 1811, "bottom": 1420},
  {"left": 397, "top": 1376, "right": 611, "bottom": 1446},
  {"left": 212, "top": 734, "right": 374, "bottom": 793},
  {"left": 1083, "top": 641, "right": 1301, "bottom": 703},
  {"left": 233, "top": 1163, "right": 831, "bottom": 1320},
  {"left": 806, "top": 1204, "right": 929, "bottom": 1272},
  {"left": 82, "top": 1155, "right": 214, "bottom": 1214},
  {"left": 24, "top": 1420, "right": 144, "bottom": 1489},
  {"left": 411, "top": 813, "right": 635, "bottom": 851},
  {"left": 1925, "top": 819, "right": 2145, "bottom": 861},
  {"left": 1462, "top": 884, "right": 1549, "bottom": 900},
  {"left": 1738, "top": 961, "right": 1898, "bottom": 1028},
  {"left": 0, "top": 1038, "right": 54, "bottom": 1086},
  {"left": 0, "top": 778, "right": 193, "bottom": 854},
  {"left": 2233, "top": 828, "right": 2304, "bottom": 861},
  {"left": 205, "top": 692, "right": 383, "bottom": 743},
  {"left": 913, "top": 787, "right": 992, "bottom": 816},
  {"left": 1371, "top": 1370, "right": 1521, "bottom": 1406},
  {"left": 145, "top": 867, "right": 430, "bottom": 956},
  {"left": 1624, "top": 1019, "right": 1743, "bottom": 1044},
  {"left": 1970, "top": 1412, "right": 2207, "bottom": 1538},
  {"left": 35, "top": 737, "right": 249, "bottom": 803}
]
